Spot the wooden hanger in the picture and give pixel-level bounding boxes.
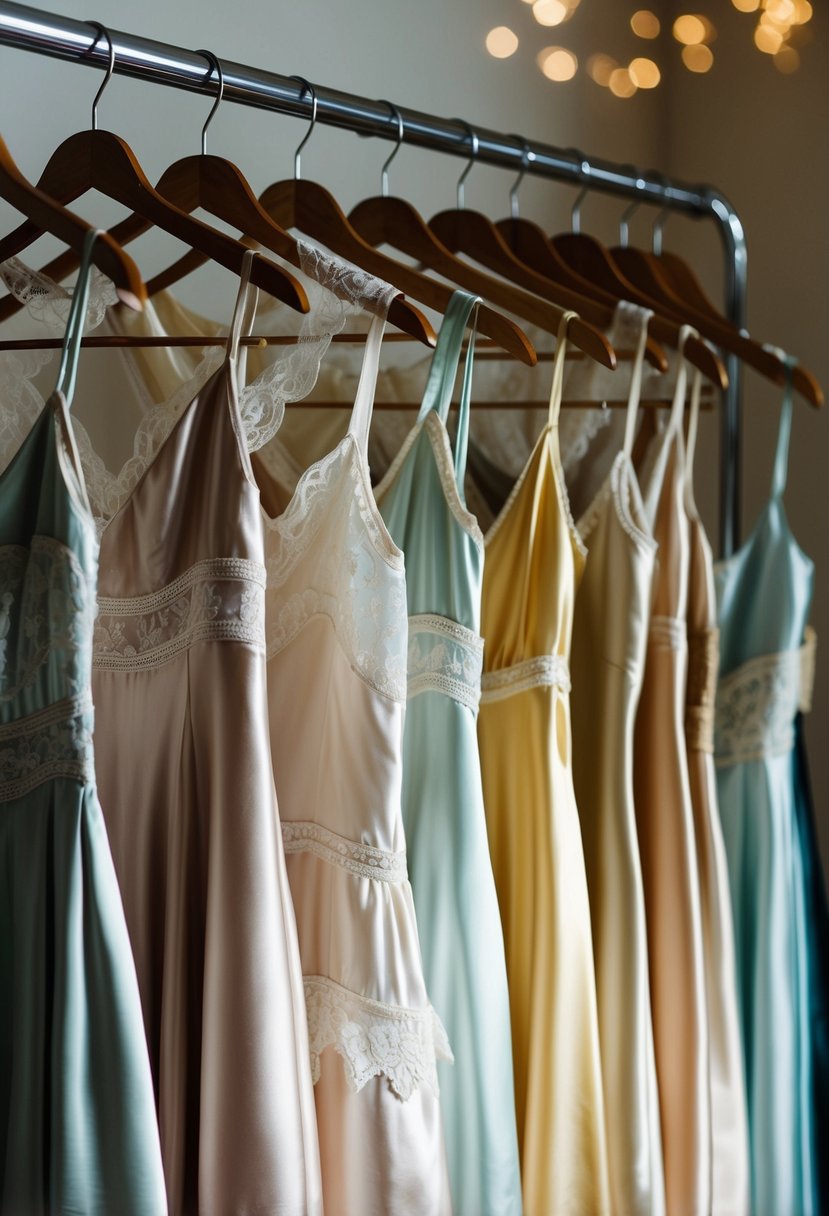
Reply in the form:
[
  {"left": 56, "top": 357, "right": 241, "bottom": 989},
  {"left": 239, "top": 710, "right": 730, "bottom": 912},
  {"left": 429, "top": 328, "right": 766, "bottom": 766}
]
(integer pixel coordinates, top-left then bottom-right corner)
[
  {"left": 348, "top": 108, "right": 613, "bottom": 369},
  {"left": 551, "top": 187, "right": 727, "bottom": 389},
  {"left": 610, "top": 216, "right": 823, "bottom": 408},
  {"left": 256, "top": 82, "right": 536, "bottom": 366},
  {"left": 0, "top": 133, "right": 145, "bottom": 310},
  {"left": 0, "top": 25, "right": 308, "bottom": 315}
]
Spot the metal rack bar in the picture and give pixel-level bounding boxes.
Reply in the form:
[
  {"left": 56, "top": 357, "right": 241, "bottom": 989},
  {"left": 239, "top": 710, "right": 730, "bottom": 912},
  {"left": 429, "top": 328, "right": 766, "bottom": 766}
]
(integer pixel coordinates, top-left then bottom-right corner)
[{"left": 0, "top": 0, "right": 746, "bottom": 553}]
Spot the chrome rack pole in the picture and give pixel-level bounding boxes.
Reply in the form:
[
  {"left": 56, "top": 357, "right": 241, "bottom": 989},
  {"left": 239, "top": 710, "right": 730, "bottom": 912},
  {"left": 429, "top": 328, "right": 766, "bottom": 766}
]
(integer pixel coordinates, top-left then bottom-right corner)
[{"left": 0, "top": 0, "right": 746, "bottom": 553}]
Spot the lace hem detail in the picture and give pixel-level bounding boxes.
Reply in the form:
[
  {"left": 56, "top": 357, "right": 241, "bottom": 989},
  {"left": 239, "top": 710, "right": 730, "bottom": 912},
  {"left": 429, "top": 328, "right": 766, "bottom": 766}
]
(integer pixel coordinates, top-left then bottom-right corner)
[
  {"left": 304, "top": 975, "right": 453, "bottom": 1100},
  {"left": 0, "top": 536, "right": 95, "bottom": 704},
  {"left": 649, "top": 614, "right": 686, "bottom": 650},
  {"left": 686, "top": 627, "right": 719, "bottom": 754},
  {"left": 94, "top": 558, "right": 266, "bottom": 670},
  {"left": 715, "top": 628, "right": 817, "bottom": 766},
  {"left": 0, "top": 693, "right": 95, "bottom": 801},
  {"left": 407, "top": 614, "right": 483, "bottom": 713},
  {"left": 481, "top": 654, "right": 571, "bottom": 703},
  {"left": 282, "top": 820, "right": 407, "bottom": 883}
]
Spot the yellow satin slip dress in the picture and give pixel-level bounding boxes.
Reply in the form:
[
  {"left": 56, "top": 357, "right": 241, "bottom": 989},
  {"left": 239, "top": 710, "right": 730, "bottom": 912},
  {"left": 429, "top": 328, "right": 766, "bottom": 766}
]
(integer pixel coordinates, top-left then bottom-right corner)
[{"left": 478, "top": 313, "right": 611, "bottom": 1216}]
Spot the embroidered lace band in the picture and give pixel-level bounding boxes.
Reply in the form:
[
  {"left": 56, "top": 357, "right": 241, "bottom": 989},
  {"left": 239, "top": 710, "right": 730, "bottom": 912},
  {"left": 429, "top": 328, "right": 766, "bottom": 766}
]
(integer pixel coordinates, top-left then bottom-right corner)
[
  {"left": 407, "top": 614, "right": 484, "bottom": 713},
  {"left": 715, "top": 628, "right": 817, "bottom": 767},
  {"left": 649, "top": 614, "right": 686, "bottom": 650},
  {"left": 0, "top": 693, "right": 94, "bottom": 801},
  {"left": 686, "top": 627, "right": 719, "bottom": 754},
  {"left": 481, "top": 653, "right": 571, "bottom": 704},
  {"left": 303, "top": 974, "right": 453, "bottom": 1100},
  {"left": 94, "top": 558, "right": 266, "bottom": 670},
  {"left": 282, "top": 820, "right": 408, "bottom": 883}
]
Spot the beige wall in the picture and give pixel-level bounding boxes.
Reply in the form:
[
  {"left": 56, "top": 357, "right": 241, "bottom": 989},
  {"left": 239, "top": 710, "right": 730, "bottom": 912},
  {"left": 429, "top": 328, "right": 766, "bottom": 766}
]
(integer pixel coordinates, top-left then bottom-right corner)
[{"left": 0, "top": 1, "right": 825, "bottom": 864}]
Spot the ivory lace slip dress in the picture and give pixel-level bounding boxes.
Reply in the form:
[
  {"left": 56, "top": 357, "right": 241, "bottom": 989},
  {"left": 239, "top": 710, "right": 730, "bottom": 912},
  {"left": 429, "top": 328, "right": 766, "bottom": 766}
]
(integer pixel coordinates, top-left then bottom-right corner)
[
  {"left": 634, "top": 332, "right": 711, "bottom": 1216},
  {"left": 0, "top": 236, "right": 167, "bottom": 1215},
  {"left": 84, "top": 253, "right": 321, "bottom": 1216},
  {"left": 256, "top": 279, "right": 453, "bottom": 1216},
  {"left": 682, "top": 376, "right": 750, "bottom": 1216},
  {"left": 478, "top": 314, "right": 611, "bottom": 1216},
  {"left": 568, "top": 303, "right": 666, "bottom": 1216},
  {"left": 714, "top": 369, "right": 820, "bottom": 1216},
  {"left": 376, "top": 292, "right": 523, "bottom": 1216}
]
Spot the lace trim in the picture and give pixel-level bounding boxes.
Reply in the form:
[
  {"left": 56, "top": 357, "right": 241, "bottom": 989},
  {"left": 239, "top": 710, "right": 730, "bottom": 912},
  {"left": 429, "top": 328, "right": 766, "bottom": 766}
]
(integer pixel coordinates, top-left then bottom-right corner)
[
  {"left": 303, "top": 975, "right": 453, "bottom": 1100},
  {"left": 650, "top": 614, "right": 686, "bottom": 650},
  {"left": 1, "top": 258, "right": 117, "bottom": 331},
  {"left": 94, "top": 558, "right": 266, "bottom": 670},
  {"left": 282, "top": 820, "right": 407, "bottom": 883},
  {"left": 686, "top": 627, "right": 719, "bottom": 754},
  {"left": 481, "top": 654, "right": 571, "bottom": 703},
  {"left": 715, "top": 628, "right": 817, "bottom": 766},
  {"left": 0, "top": 536, "right": 95, "bottom": 704},
  {"left": 0, "top": 693, "right": 95, "bottom": 801},
  {"left": 577, "top": 452, "right": 657, "bottom": 553},
  {"left": 407, "top": 614, "right": 483, "bottom": 713}
]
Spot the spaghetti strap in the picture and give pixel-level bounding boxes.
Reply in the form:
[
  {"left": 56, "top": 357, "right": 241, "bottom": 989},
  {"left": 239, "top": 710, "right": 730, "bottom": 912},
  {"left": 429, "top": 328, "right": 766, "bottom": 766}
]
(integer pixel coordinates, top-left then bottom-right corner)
[
  {"left": 547, "top": 311, "right": 577, "bottom": 429},
  {"left": 683, "top": 367, "right": 704, "bottom": 515},
  {"left": 226, "top": 248, "right": 260, "bottom": 363},
  {"left": 666, "top": 324, "right": 696, "bottom": 440},
  {"left": 347, "top": 310, "right": 388, "bottom": 454},
  {"left": 622, "top": 307, "right": 652, "bottom": 457},
  {"left": 416, "top": 290, "right": 481, "bottom": 492},
  {"left": 53, "top": 228, "right": 100, "bottom": 409},
  {"left": 771, "top": 354, "right": 796, "bottom": 499}
]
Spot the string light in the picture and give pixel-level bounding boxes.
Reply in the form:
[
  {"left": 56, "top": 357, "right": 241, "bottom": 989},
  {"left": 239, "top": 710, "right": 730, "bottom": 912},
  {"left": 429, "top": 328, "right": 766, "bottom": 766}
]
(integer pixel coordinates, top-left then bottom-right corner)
[
  {"left": 486, "top": 26, "right": 520, "bottom": 58},
  {"left": 631, "top": 10, "right": 660, "bottom": 38},
  {"left": 673, "top": 14, "right": 707, "bottom": 44},
  {"left": 754, "top": 23, "right": 784, "bottom": 51},
  {"left": 682, "top": 43, "right": 714, "bottom": 70},
  {"left": 537, "top": 46, "right": 579, "bottom": 80},
  {"left": 532, "top": 0, "right": 570, "bottom": 27},
  {"left": 587, "top": 52, "right": 618, "bottom": 85},
  {"left": 629, "top": 56, "right": 661, "bottom": 87}
]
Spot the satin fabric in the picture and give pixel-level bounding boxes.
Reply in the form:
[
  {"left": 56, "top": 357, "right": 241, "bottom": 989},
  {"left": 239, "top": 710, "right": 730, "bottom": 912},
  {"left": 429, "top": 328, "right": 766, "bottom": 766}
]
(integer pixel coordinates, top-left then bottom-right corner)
[
  {"left": 683, "top": 388, "right": 750, "bottom": 1216},
  {"left": 377, "top": 293, "right": 523, "bottom": 1216},
  {"left": 478, "top": 318, "right": 611, "bottom": 1216},
  {"left": 715, "top": 385, "right": 819, "bottom": 1216},
  {"left": 90, "top": 261, "right": 322, "bottom": 1215},
  {"left": 0, "top": 388, "right": 167, "bottom": 1214},
  {"left": 258, "top": 302, "right": 452, "bottom": 1216},
  {"left": 634, "top": 349, "right": 712, "bottom": 1216},
  {"left": 569, "top": 306, "right": 666, "bottom": 1216}
]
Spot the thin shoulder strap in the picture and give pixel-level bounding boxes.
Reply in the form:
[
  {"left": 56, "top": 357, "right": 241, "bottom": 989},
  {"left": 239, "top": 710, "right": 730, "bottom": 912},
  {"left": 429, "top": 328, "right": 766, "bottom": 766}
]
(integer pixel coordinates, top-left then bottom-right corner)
[
  {"left": 348, "top": 306, "right": 391, "bottom": 454},
  {"left": 683, "top": 366, "right": 703, "bottom": 514},
  {"left": 772, "top": 354, "right": 796, "bottom": 498},
  {"left": 226, "top": 248, "right": 259, "bottom": 366},
  {"left": 622, "top": 307, "right": 652, "bottom": 457},
  {"left": 666, "top": 324, "right": 696, "bottom": 440},
  {"left": 548, "top": 310, "right": 578, "bottom": 428},
  {"left": 53, "top": 228, "right": 100, "bottom": 408},
  {"left": 417, "top": 290, "right": 481, "bottom": 491}
]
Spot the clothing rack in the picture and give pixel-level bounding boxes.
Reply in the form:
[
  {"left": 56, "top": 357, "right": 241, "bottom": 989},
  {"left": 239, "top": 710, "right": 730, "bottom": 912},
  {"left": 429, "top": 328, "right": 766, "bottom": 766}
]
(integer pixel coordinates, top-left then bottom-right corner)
[{"left": 0, "top": 1, "right": 747, "bottom": 556}]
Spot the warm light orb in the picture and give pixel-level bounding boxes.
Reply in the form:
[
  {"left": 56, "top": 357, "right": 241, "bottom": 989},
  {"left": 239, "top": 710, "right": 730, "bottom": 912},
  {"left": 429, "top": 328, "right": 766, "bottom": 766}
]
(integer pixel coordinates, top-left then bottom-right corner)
[
  {"left": 673, "top": 14, "right": 707, "bottom": 44},
  {"left": 774, "top": 44, "right": 801, "bottom": 70},
  {"left": 731, "top": 0, "right": 760, "bottom": 9},
  {"left": 538, "top": 45, "right": 579, "bottom": 79},
  {"left": 754, "top": 23, "right": 785, "bottom": 51},
  {"left": 765, "top": 0, "right": 795, "bottom": 22},
  {"left": 587, "top": 53, "right": 618, "bottom": 85},
  {"left": 629, "top": 56, "right": 661, "bottom": 87},
  {"left": 486, "top": 26, "right": 520, "bottom": 58},
  {"left": 631, "top": 10, "right": 661, "bottom": 38},
  {"left": 609, "top": 67, "right": 638, "bottom": 96},
  {"left": 681, "top": 43, "right": 714, "bottom": 70},
  {"left": 533, "top": 0, "right": 570, "bottom": 27},
  {"left": 792, "top": 0, "right": 813, "bottom": 23}
]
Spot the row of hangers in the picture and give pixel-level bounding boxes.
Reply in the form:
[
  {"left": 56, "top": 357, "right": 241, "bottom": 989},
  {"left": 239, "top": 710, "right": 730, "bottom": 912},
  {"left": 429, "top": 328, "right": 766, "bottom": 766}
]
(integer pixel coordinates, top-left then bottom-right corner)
[{"left": 0, "top": 21, "right": 822, "bottom": 412}]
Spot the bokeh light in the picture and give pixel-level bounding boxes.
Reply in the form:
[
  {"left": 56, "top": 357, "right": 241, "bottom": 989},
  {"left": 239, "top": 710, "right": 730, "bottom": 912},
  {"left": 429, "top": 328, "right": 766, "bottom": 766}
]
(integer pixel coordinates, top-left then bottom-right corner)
[
  {"left": 537, "top": 45, "right": 579, "bottom": 80},
  {"left": 486, "top": 26, "right": 520, "bottom": 58}
]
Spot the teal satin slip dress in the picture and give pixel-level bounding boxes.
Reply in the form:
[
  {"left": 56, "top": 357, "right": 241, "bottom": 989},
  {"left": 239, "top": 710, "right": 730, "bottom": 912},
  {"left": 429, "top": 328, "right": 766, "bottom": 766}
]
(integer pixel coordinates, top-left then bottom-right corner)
[{"left": 376, "top": 290, "right": 523, "bottom": 1216}]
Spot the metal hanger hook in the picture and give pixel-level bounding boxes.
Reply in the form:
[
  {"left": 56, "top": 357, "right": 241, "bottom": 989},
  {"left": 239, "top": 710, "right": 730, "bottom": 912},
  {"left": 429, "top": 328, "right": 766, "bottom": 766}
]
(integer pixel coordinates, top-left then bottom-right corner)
[
  {"left": 195, "top": 50, "right": 224, "bottom": 156},
  {"left": 569, "top": 152, "right": 591, "bottom": 234},
  {"left": 619, "top": 180, "right": 646, "bottom": 247},
  {"left": 652, "top": 206, "right": 671, "bottom": 255},
  {"left": 85, "top": 21, "right": 115, "bottom": 131},
  {"left": 290, "top": 75, "right": 318, "bottom": 181},
  {"left": 378, "top": 100, "right": 404, "bottom": 198},
  {"left": 508, "top": 138, "right": 535, "bottom": 220},
  {"left": 454, "top": 119, "right": 479, "bottom": 210}
]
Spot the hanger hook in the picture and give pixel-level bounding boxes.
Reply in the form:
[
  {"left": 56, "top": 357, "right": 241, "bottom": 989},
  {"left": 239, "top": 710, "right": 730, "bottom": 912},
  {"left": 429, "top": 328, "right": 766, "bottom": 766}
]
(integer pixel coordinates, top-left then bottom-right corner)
[
  {"left": 195, "top": 49, "right": 224, "bottom": 156},
  {"left": 652, "top": 206, "right": 671, "bottom": 255},
  {"left": 454, "top": 119, "right": 479, "bottom": 210},
  {"left": 568, "top": 151, "right": 591, "bottom": 234},
  {"left": 378, "top": 100, "right": 404, "bottom": 198},
  {"left": 290, "top": 75, "right": 317, "bottom": 181},
  {"left": 508, "top": 138, "right": 535, "bottom": 220},
  {"left": 619, "top": 179, "right": 647, "bottom": 247},
  {"left": 85, "top": 21, "right": 115, "bottom": 131}
]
